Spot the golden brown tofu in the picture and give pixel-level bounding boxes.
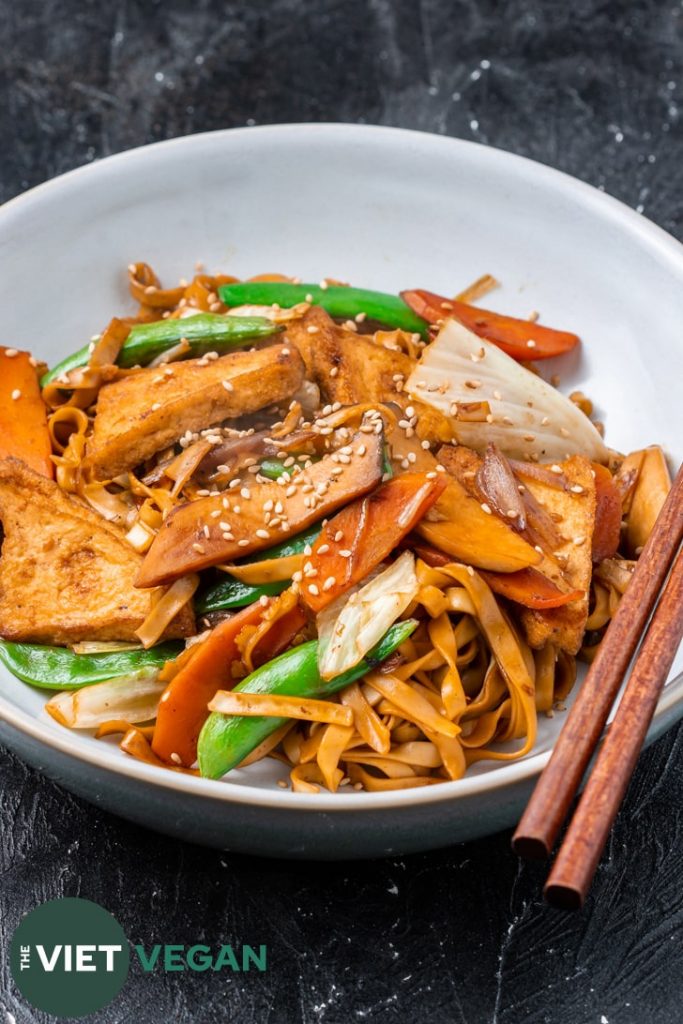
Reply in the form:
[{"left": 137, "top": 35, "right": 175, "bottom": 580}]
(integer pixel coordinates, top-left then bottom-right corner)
[
  {"left": 519, "top": 457, "right": 597, "bottom": 655},
  {"left": 0, "top": 458, "right": 195, "bottom": 644},
  {"left": 83, "top": 344, "right": 305, "bottom": 480},
  {"left": 285, "top": 306, "right": 413, "bottom": 405}
]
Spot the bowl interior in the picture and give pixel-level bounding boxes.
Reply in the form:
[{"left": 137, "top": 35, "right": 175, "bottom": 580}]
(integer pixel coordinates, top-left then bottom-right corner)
[{"left": 0, "top": 124, "right": 682, "bottom": 805}]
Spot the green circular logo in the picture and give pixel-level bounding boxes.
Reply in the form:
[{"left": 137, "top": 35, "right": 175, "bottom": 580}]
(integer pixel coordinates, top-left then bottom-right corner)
[{"left": 10, "top": 897, "right": 130, "bottom": 1018}]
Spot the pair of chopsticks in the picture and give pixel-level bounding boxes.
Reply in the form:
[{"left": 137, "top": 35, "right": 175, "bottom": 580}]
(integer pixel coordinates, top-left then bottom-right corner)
[{"left": 513, "top": 464, "right": 683, "bottom": 910}]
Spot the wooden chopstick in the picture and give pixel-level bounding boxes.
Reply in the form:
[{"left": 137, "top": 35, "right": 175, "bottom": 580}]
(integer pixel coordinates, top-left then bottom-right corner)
[
  {"left": 512, "top": 463, "right": 683, "bottom": 863},
  {"left": 544, "top": 545, "right": 683, "bottom": 909}
]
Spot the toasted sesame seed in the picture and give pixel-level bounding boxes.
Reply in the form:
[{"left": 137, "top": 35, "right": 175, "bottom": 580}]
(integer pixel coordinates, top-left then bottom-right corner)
[
  {"left": 560, "top": 427, "right": 570, "bottom": 438},
  {"left": 306, "top": 325, "right": 319, "bottom": 334},
  {"left": 480, "top": 502, "right": 492, "bottom": 515},
  {"left": 319, "top": 280, "right": 329, "bottom": 291},
  {"left": 192, "top": 542, "right": 205, "bottom": 554},
  {"left": 11, "top": 389, "right": 21, "bottom": 400},
  {"left": 304, "top": 544, "right": 313, "bottom": 556},
  {"left": 4, "top": 348, "right": 18, "bottom": 358},
  {"left": 493, "top": 390, "right": 502, "bottom": 400},
  {"left": 426, "top": 471, "right": 437, "bottom": 480},
  {"left": 323, "top": 576, "right": 336, "bottom": 591},
  {"left": 305, "top": 293, "right": 314, "bottom": 303},
  {"left": 573, "top": 536, "right": 586, "bottom": 546},
  {"left": 277, "top": 778, "right": 288, "bottom": 789},
  {"left": 281, "top": 347, "right": 290, "bottom": 355},
  {"left": 523, "top": 434, "right": 536, "bottom": 442},
  {"left": 465, "top": 380, "right": 482, "bottom": 389},
  {"left": 339, "top": 549, "right": 352, "bottom": 558},
  {"left": 151, "top": 402, "right": 162, "bottom": 411},
  {"left": 467, "top": 565, "right": 475, "bottom": 577},
  {"left": 256, "top": 528, "right": 270, "bottom": 539},
  {"left": 240, "top": 488, "right": 251, "bottom": 499},
  {"left": 222, "top": 380, "right": 234, "bottom": 392},
  {"left": 308, "top": 583, "right": 320, "bottom": 595},
  {"left": 334, "top": 531, "right": 344, "bottom": 542},
  {"left": 221, "top": 532, "right": 235, "bottom": 541},
  {"left": 570, "top": 484, "right": 584, "bottom": 494},
  {"left": 355, "top": 311, "right": 367, "bottom": 323},
  {"left": 526, "top": 339, "right": 536, "bottom": 348},
  {"left": 238, "top": 539, "right": 250, "bottom": 547}
]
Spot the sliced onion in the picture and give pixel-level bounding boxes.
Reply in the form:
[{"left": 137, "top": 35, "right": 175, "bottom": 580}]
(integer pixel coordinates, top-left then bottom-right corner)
[
  {"left": 80, "top": 481, "right": 132, "bottom": 523},
  {"left": 135, "top": 574, "right": 199, "bottom": 648},
  {"left": 125, "top": 519, "right": 156, "bottom": 553},
  {"left": 476, "top": 444, "right": 526, "bottom": 529},
  {"left": 147, "top": 338, "right": 192, "bottom": 367},
  {"left": 317, "top": 551, "right": 419, "bottom": 681},
  {"left": 71, "top": 640, "right": 144, "bottom": 654},
  {"left": 165, "top": 439, "right": 213, "bottom": 496},
  {"left": 226, "top": 302, "right": 310, "bottom": 322}
]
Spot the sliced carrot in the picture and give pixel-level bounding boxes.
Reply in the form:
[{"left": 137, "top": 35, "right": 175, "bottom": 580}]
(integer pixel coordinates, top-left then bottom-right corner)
[
  {"left": 0, "top": 347, "right": 53, "bottom": 477},
  {"left": 592, "top": 463, "right": 623, "bottom": 563},
  {"left": 301, "top": 473, "right": 447, "bottom": 614},
  {"left": 412, "top": 540, "right": 582, "bottom": 610},
  {"left": 479, "top": 569, "right": 583, "bottom": 609},
  {"left": 152, "top": 601, "right": 269, "bottom": 767},
  {"left": 401, "top": 289, "right": 580, "bottom": 360}
]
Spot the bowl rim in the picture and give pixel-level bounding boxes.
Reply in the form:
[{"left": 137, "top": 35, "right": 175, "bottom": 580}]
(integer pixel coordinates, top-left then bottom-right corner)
[{"left": 1, "top": 121, "right": 682, "bottom": 813}]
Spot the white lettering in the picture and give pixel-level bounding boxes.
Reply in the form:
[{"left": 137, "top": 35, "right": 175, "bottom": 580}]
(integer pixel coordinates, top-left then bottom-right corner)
[
  {"left": 76, "top": 946, "right": 97, "bottom": 972},
  {"left": 99, "top": 945, "right": 122, "bottom": 972},
  {"left": 36, "top": 945, "right": 62, "bottom": 972}
]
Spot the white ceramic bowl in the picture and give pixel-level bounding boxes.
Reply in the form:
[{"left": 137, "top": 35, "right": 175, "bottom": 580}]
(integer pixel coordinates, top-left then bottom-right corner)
[{"left": 1, "top": 124, "right": 682, "bottom": 859}]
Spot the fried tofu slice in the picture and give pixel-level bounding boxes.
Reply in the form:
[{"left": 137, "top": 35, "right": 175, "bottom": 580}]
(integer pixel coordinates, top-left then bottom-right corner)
[
  {"left": 83, "top": 343, "right": 305, "bottom": 480},
  {"left": 437, "top": 445, "right": 596, "bottom": 654},
  {"left": 0, "top": 457, "right": 195, "bottom": 644},
  {"left": 520, "top": 457, "right": 597, "bottom": 655},
  {"left": 285, "top": 307, "right": 414, "bottom": 405}
]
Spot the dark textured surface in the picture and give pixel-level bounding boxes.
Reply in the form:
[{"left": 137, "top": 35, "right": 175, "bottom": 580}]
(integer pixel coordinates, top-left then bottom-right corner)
[{"left": 1, "top": 2, "right": 683, "bottom": 1022}]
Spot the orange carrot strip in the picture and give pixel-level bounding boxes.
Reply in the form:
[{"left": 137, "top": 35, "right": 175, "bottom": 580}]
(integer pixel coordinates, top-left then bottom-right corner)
[
  {"left": 401, "top": 289, "right": 580, "bottom": 360},
  {"left": 152, "top": 601, "right": 269, "bottom": 766},
  {"left": 301, "top": 472, "right": 447, "bottom": 614},
  {"left": 0, "top": 347, "right": 53, "bottom": 477}
]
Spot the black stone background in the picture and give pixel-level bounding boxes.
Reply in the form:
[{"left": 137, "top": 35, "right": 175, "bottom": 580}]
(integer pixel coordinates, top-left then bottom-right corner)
[{"left": 1, "top": 1, "right": 683, "bottom": 1022}]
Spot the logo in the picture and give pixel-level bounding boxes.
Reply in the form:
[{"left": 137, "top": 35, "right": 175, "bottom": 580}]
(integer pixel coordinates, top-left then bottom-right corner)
[
  {"left": 10, "top": 897, "right": 268, "bottom": 1018},
  {"left": 9, "top": 897, "right": 130, "bottom": 1018}
]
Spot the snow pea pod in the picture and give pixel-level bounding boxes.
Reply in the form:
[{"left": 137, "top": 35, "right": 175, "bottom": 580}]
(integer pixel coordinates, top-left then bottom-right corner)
[
  {"left": 41, "top": 314, "right": 282, "bottom": 385},
  {"left": 197, "top": 619, "right": 418, "bottom": 779},
  {"left": 217, "top": 282, "right": 429, "bottom": 337},
  {"left": 0, "top": 640, "right": 182, "bottom": 690}
]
